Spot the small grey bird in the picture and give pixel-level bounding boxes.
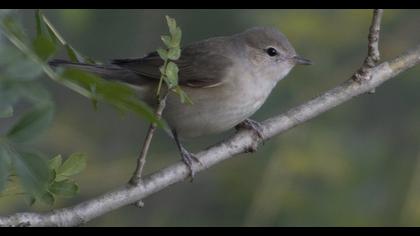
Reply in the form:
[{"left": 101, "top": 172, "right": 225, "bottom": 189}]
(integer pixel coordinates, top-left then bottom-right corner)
[{"left": 49, "top": 27, "right": 311, "bottom": 176}]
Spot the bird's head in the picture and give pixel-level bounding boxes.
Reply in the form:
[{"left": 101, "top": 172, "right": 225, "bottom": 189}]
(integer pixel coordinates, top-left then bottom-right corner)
[{"left": 237, "top": 27, "right": 312, "bottom": 81}]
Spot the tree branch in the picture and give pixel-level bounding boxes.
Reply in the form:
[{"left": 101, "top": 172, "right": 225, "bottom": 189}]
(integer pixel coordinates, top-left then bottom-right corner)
[
  {"left": 1, "top": 10, "right": 420, "bottom": 227},
  {"left": 366, "top": 9, "right": 383, "bottom": 67},
  {"left": 354, "top": 9, "right": 384, "bottom": 83},
  {"left": 0, "top": 43, "right": 419, "bottom": 226}
]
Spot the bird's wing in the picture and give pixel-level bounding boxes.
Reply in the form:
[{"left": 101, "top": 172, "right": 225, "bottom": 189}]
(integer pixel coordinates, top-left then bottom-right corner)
[{"left": 111, "top": 41, "right": 234, "bottom": 88}]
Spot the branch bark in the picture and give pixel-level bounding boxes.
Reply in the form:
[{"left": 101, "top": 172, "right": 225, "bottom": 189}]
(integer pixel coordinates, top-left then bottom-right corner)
[
  {"left": 366, "top": 9, "right": 383, "bottom": 67},
  {"left": 129, "top": 92, "right": 168, "bottom": 208},
  {"left": 1, "top": 10, "right": 420, "bottom": 227},
  {"left": 130, "top": 92, "right": 168, "bottom": 186},
  {"left": 354, "top": 9, "right": 384, "bottom": 85}
]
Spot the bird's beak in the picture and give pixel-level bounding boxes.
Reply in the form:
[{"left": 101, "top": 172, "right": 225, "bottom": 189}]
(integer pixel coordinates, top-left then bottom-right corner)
[{"left": 292, "top": 55, "right": 312, "bottom": 65}]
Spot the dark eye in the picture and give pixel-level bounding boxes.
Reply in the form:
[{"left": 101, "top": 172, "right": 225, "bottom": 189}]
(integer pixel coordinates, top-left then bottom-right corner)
[{"left": 266, "top": 47, "right": 278, "bottom": 57}]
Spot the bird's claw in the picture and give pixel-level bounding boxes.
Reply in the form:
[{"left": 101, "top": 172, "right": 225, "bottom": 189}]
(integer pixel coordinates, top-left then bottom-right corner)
[
  {"left": 180, "top": 147, "right": 201, "bottom": 181},
  {"left": 235, "top": 119, "right": 265, "bottom": 153},
  {"left": 236, "top": 118, "right": 265, "bottom": 140}
]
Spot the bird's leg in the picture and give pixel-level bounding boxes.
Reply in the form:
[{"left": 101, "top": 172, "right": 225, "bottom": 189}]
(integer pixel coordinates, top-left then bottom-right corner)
[
  {"left": 172, "top": 129, "right": 201, "bottom": 180},
  {"left": 235, "top": 118, "right": 265, "bottom": 150}
]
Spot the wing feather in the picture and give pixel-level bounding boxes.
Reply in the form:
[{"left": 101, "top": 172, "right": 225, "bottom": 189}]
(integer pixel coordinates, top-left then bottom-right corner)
[{"left": 111, "top": 39, "right": 234, "bottom": 88}]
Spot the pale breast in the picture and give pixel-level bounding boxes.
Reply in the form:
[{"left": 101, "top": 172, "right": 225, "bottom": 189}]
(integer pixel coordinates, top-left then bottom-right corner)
[{"left": 163, "top": 71, "right": 277, "bottom": 138}]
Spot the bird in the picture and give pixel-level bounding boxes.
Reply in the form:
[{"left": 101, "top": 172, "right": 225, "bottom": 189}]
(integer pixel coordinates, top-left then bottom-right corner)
[{"left": 49, "top": 26, "right": 312, "bottom": 177}]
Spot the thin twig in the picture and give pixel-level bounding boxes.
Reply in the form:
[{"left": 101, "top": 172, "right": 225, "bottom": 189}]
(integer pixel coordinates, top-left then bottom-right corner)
[
  {"left": 354, "top": 9, "right": 384, "bottom": 83},
  {"left": 366, "top": 9, "right": 383, "bottom": 66},
  {"left": 130, "top": 92, "right": 169, "bottom": 186}
]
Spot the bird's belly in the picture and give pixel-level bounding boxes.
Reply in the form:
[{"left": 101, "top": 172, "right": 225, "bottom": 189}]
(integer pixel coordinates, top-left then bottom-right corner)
[{"left": 163, "top": 82, "right": 271, "bottom": 138}]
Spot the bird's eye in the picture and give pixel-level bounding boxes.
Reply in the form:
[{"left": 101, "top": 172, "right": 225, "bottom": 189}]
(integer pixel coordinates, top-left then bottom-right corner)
[{"left": 266, "top": 47, "right": 278, "bottom": 57}]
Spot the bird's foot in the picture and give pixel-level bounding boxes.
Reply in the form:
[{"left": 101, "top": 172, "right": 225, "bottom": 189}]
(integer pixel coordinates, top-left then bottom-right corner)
[
  {"left": 236, "top": 119, "right": 264, "bottom": 139},
  {"left": 171, "top": 129, "right": 202, "bottom": 181},
  {"left": 180, "top": 147, "right": 201, "bottom": 181},
  {"left": 235, "top": 119, "right": 265, "bottom": 152}
]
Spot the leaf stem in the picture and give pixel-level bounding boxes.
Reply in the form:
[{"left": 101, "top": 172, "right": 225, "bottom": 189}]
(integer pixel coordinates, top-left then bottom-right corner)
[{"left": 156, "top": 60, "right": 168, "bottom": 96}]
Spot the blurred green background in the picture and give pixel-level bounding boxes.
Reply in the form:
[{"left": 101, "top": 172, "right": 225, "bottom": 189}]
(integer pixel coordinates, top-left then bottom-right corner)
[{"left": 1, "top": 9, "right": 420, "bottom": 226}]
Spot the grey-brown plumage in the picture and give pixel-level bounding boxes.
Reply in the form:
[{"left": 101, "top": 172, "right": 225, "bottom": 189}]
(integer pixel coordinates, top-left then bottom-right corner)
[
  {"left": 49, "top": 27, "right": 311, "bottom": 176},
  {"left": 111, "top": 39, "right": 234, "bottom": 88}
]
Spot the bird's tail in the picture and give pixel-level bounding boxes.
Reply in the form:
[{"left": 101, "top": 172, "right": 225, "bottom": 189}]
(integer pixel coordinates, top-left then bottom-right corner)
[{"left": 48, "top": 59, "right": 145, "bottom": 86}]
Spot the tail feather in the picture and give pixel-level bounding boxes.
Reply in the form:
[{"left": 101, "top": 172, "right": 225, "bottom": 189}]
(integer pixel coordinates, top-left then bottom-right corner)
[{"left": 48, "top": 59, "right": 146, "bottom": 86}]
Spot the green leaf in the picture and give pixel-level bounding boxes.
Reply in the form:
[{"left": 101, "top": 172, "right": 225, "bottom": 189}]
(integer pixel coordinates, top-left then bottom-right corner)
[
  {"left": 48, "top": 154, "right": 62, "bottom": 171},
  {"left": 0, "top": 145, "right": 12, "bottom": 192},
  {"left": 61, "top": 68, "right": 161, "bottom": 126},
  {"left": 56, "top": 153, "right": 86, "bottom": 181},
  {"left": 13, "top": 152, "right": 50, "bottom": 198},
  {"left": 0, "top": 105, "right": 13, "bottom": 118},
  {"left": 1, "top": 15, "right": 27, "bottom": 41},
  {"left": 65, "top": 44, "right": 81, "bottom": 63},
  {"left": 4, "top": 58, "right": 44, "bottom": 81},
  {"left": 19, "top": 82, "right": 52, "bottom": 104},
  {"left": 159, "top": 16, "right": 185, "bottom": 104},
  {"left": 34, "top": 10, "right": 43, "bottom": 37},
  {"left": 39, "top": 191, "right": 55, "bottom": 206},
  {"left": 24, "top": 195, "right": 36, "bottom": 206},
  {"left": 156, "top": 48, "right": 168, "bottom": 60},
  {"left": 0, "top": 44, "right": 21, "bottom": 66},
  {"left": 46, "top": 26, "right": 60, "bottom": 45},
  {"left": 0, "top": 84, "right": 20, "bottom": 114},
  {"left": 167, "top": 47, "right": 181, "bottom": 60},
  {"left": 82, "top": 56, "right": 97, "bottom": 64},
  {"left": 165, "top": 15, "right": 177, "bottom": 37},
  {"left": 161, "top": 35, "right": 172, "bottom": 48},
  {"left": 48, "top": 168, "right": 56, "bottom": 183},
  {"left": 64, "top": 44, "right": 96, "bottom": 64},
  {"left": 32, "top": 35, "right": 57, "bottom": 60},
  {"left": 164, "top": 16, "right": 181, "bottom": 48},
  {"left": 165, "top": 61, "right": 179, "bottom": 88},
  {"left": 49, "top": 180, "right": 79, "bottom": 197},
  {"left": 161, "top": 34, "right": 180, "bottom": 48},
  {"left": 36, "top": 12, "right": 95, "bottom": 64},
  {"left": 7, "top": 104, "right": 54, "bottom": 142},
  {"left": 65, "top": 44, "right": 90, "bottom": 63},
  {"left": 174, "top": 86, "right": 193, "bottom": 105},
  {"left": 41, "top": 15, "right": 62, "bottom": 45},
  {"left": 61, "top": 68, "right": 102, "bottom": 91},
  {"left": 171, "top": 27, "right": 182, "bottom": 46}
]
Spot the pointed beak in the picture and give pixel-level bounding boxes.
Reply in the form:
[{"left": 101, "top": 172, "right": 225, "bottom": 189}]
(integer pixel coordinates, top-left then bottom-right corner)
[{"left": 292, "top": 55, "right": 312, "bottom": 65}]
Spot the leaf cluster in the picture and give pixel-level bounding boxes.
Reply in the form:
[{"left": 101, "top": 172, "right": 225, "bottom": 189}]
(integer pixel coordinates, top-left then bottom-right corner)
[
  {"left": 156, "top": 16, "right": 192, "bottom": 104},
  {"left": 0, "top": 10, "right": 89, "bottom": 206}
]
